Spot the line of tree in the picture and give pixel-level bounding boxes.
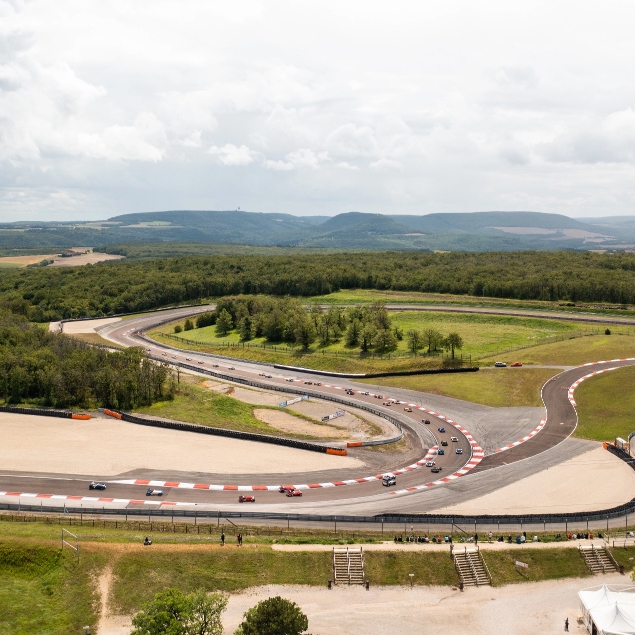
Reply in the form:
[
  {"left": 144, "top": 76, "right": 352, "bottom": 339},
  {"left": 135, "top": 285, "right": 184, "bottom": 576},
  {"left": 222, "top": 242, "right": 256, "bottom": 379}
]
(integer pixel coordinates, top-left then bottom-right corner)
[
  {"left": 406, "top": 328, "right": 464, "bottom": 358},
  {"left": 3, "top": 250, "right": 635, "bottom": 322},
  {"left": 0, "top": 311, "right": 174, "bottom": 408},
  {"left": 189, "top": 298, "right": 406, "bottom": 352}
]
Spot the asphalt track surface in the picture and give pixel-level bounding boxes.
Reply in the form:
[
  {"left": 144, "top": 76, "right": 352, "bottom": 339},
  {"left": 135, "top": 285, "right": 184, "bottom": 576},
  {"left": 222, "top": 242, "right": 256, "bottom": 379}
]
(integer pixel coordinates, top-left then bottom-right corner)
[{"left": 6, "top": 305, "right": 635, "bottom": 515}]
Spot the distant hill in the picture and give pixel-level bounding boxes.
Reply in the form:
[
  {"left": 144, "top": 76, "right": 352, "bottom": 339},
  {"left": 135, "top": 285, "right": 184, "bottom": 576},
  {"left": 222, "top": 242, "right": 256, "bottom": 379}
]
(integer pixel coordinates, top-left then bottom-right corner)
[{"left": 1, "top": 209, "right": 632, "bottom": 255}]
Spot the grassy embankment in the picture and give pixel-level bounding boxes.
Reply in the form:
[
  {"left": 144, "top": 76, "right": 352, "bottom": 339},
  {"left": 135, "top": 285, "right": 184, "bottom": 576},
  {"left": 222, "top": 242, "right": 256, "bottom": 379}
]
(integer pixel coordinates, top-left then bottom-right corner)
[
  {"left": 574, "top": 364, "right": 635, "bottom": 442},
  {"left": 4, "top": 515, "right": 635, "bottom": 632},
  {"left": 133, "top": 379, "right": 343, "bottom": 440},
  {"left": 0, "top": 540, "right": 101, "bottom": 635}
]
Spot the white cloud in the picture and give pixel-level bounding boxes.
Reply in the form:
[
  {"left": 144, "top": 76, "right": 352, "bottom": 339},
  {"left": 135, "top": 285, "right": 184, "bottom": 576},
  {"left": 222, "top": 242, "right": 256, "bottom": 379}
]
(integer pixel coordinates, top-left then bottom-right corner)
[
  {"left": 209, "top": 143, "right": 261, "bottom": 166},
  {"left": 3, "top": 0, "right": 635, "bottom": 220},
  {"left": 76, "top": 112, "right": 167, "bottom": 162},
  {"left": 369, "top": 158, "right": 402, "bottom": 170}
]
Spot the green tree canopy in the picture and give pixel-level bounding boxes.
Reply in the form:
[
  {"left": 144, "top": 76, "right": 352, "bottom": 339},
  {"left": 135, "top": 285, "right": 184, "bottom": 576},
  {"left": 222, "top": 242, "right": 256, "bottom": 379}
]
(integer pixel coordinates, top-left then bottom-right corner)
[
  {"left": 131, "top": 588, "right": 228, "bottom": 635},
  {"left": 235, "top": 596, "right": 308, "bottom": 635}
]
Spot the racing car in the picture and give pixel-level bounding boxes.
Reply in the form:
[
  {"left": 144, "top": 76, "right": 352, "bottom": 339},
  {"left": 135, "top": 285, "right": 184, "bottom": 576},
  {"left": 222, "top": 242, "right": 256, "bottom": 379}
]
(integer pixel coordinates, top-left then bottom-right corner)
[
  {"left": 146, "top": 488, "right": 163, "bottom": 496},
  {"left": 89, "top": 482, "right": 107, "bottom": 490},
  {"left": 238, "top": 495, "right": 255, "bottom": 503},
  {"left": 286, "top": 489, "right": 303, "bottom": 497}
]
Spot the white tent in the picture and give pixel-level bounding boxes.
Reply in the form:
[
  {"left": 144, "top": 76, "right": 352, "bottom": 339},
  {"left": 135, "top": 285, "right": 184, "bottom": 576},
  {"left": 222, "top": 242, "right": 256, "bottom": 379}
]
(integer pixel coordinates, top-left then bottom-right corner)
[{"left": 579, "top": 585, "right": 635, "bottom": 635}]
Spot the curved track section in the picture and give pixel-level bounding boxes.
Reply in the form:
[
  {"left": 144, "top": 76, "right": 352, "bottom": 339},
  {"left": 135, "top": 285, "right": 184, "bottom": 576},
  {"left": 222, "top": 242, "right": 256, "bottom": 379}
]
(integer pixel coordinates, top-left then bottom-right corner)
[{"left": 5, "top": 307, "right": 633, "bottom": 515}]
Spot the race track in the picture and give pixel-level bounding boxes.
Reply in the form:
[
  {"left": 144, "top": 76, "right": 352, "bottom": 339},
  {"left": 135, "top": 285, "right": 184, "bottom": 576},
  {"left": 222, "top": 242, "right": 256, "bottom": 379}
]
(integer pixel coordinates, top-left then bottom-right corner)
[{"left": 3, "top": 305, "right": 635, "bottom": 517}]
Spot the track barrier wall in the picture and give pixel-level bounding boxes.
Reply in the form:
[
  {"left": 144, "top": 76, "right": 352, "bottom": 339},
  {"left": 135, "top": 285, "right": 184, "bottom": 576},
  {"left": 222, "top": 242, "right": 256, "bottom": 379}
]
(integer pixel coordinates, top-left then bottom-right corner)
[
  {"left": 105, "top": 408, "right": 347, "bottom": 455},
  {"left": 0, "top": 405, "right": 90, "bottom": 419}
]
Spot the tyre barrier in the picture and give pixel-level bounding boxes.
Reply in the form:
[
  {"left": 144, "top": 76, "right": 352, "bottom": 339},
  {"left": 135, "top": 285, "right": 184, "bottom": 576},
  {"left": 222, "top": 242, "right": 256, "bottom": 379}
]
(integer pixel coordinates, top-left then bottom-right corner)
[
  {"left": 0, "top": 405, "right": 90, "bottom": 419},
  {"left": 103, "top": 409, "right": 347, "bottom": 456}
]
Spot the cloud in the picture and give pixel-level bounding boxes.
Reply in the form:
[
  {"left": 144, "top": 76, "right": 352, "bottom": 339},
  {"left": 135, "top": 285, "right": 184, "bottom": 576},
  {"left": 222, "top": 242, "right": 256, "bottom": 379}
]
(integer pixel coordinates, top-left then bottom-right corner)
[
  {"left": 208, "top": 143, "right": 261, "bottom": 166},
  {"left": 325, "top": 124, "right": 380, "bottom": 159},
  {"left": 369, "top": 158, "right": 402, "bottom": 170},
  {"left": 76, "top": 112, "right": 167, "bottom": 162},
  {"left": 4, "top": 0, "right": 635, "bottom": 220}
]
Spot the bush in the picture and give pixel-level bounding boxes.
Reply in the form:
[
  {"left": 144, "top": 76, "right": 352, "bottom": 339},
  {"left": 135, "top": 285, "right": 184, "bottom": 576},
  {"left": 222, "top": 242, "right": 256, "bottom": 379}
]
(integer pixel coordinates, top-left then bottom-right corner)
[
  {"left": 174, "top": 325, "right": 183, "bottom": 333},
  {"left": 235, "top": 596, "right": 308, "bottom": 635},
  {"left": 605, "top": 328, "right": 612, "bottom": 335},
  {"left": 184, "top": 319, "right": 194, "bottom": 331}
]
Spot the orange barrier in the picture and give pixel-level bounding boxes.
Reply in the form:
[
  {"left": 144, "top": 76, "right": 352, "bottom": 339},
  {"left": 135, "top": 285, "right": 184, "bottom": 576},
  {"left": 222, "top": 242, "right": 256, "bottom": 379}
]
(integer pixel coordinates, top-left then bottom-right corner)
[
  {"left": 103, "top": 409, "right": 122, "bottom": 419},
  {"left": 346, "top": 441, "right": 363, "bottom": 448},
  {"left": 71, "top": 414, "right": 91, "bottom": 420},
  {"left": 603, "top": 441, "right": 610, "bottom": 450},
  {"left": 326, "top": 448, "right": 348, "bottom": 456}
]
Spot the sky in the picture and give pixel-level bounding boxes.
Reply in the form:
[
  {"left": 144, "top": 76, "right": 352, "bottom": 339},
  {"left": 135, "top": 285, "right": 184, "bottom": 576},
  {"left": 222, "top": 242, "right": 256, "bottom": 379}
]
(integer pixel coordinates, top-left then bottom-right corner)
[{"left": 2, "top": 0, "right": 635, "bottom": 222}]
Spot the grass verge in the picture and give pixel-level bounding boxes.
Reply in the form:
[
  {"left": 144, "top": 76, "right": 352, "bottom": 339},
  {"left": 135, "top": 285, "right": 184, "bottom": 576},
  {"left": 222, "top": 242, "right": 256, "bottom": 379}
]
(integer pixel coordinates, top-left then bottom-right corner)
[
  {"left": 480, "top": 333, "right": 635, "bottom": 366},
  {"left": 359, "top": 367, "right": 557, "bottom": 407},
  {"left": 574, "top": 365, "right": 635, "bottom": 441},
  {"left": 0, "top": 539, "right": 102, "bottom": 634}
]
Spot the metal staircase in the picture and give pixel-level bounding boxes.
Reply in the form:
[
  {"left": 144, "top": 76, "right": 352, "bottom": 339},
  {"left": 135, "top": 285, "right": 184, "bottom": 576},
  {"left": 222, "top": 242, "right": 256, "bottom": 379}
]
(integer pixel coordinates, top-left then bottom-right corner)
[
  {"left": 579, "top": 545, "right": 619, "bottom": 573},
  {"left": 332, "top": 547, "right": 365, "bottom": 585},
  {"left": 451, "top": 546, "right": 491, "bottom": 587}
]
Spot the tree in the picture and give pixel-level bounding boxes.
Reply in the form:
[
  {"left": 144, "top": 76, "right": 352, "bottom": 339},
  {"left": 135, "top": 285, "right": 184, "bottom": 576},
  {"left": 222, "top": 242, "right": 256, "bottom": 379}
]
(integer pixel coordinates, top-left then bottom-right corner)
[
  {"left": 444, "top": 332, "right": 464, "bottom": 359},
  {"left": 235, "top": 596, "right": 308, "bottom": 635},
  {"left": 374, "top": 328, "right": 397, "bottom": 353},
  {"left": 215, "top": 309, "right": 233, "bottom": 335},
  {"left": 407, "top": 329, "right": 422, "bottom": 354},
  {"left": 359, "top": 323, "right": 377, "bottom": 352},
  {"left": 131, "top": 588, "right": 228, "bottom": 635},
  {"left": 345, "top": 318, "right": 361, "bottom": 346},
  {"left": 183, "top": 319, "right": 194, "bottom": 331},
  {"left": 293, "top": 315, "right": 317, "bottom": 350},
  {"left": 239, "top": 316, "right": 253, "bottom": 341},
  {"left": 174, "top": 325, "right": 183, "bottom": 334},
  {"left": 423, "top": 328, "right": 443, "bottom": 354}
]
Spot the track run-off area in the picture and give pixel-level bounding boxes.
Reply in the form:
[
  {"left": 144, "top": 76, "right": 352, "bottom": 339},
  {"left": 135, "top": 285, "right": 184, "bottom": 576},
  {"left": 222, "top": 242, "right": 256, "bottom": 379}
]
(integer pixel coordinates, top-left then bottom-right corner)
[{"left": 3, "top": 304, "right": 635, "bottom": 520}]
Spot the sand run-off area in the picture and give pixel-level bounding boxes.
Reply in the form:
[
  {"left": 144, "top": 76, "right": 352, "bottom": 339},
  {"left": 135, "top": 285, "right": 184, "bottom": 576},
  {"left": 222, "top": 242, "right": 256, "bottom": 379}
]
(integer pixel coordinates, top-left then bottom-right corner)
[
  {"left": 431, "top": 446, "right": 635, "bottom": 515},
  {"left": 99, "top": 574, "right": 617, "bottom": 635},
  {"left": 0, "top": 413, "right": 363, "bottom": 476}
]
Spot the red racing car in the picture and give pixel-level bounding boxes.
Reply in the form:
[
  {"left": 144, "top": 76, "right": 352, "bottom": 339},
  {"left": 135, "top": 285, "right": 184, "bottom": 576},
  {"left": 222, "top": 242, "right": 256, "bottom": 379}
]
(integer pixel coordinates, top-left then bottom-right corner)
[
  {"left": 286, "top": 489, "right": 303, "bottom": 497},
  {"left": 238, "top": 495, "right": 255, "bottom": 503},
  {"left": 279, "top": 485, "right": 295, "bottom": 493}
]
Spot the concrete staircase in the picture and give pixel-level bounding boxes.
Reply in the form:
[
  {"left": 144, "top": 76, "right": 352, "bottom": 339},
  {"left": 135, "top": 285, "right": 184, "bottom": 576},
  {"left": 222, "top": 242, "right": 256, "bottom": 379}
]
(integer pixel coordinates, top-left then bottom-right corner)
[
  {"left": 452, "top": 546, "right": 491, "bottom": 587},
  {"left": 579, "top": 545, "right": 619, "bottom": 573},
  {"left": 333, "top": 547, "right": 365, "bottom": 585}
]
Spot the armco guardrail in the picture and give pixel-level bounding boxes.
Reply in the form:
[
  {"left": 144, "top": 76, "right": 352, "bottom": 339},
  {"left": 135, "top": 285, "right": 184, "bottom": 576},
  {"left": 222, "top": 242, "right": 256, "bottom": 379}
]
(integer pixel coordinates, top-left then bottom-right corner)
[
  {"left": 153, "top": 357, "right": 407, "bottom": 447},
  {"left": 106, "top": 409, "right": 347, "bottom": 455},
  {"left": 274, "top": 364, "right": 479, "bottom": 379},
  {"left": 3, "top": 497, "right": 635, "bottom": 525}
]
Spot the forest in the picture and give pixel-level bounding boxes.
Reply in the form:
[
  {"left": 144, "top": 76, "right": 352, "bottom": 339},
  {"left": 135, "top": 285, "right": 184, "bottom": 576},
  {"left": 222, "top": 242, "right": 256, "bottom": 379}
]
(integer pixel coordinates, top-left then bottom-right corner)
[
  {"left": 2, "top": 251, "right": 635, "bottom": 322},
  {"left": 0, "top": 312, "right": 174, "bottom": 408}
]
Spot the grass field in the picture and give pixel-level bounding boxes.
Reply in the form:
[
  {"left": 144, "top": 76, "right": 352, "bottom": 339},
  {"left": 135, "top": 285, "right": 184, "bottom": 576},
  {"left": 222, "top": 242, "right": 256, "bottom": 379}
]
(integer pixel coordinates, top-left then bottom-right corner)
[
  {"left": 152, "top": 309, "right": 603, "bottom": 371},
  {"left": 574, "top": 364, "right": 635, "bottom": 441},
  {"left": 0, "top": 540, "right": 101, "bottom": 635},
  {"left": 134, "top": 380, "right": 324, "bottom": 439},
  {"left": 359, "top": 367, "right": 558, "bottom": 407},
  {"left": 481, "top": 333, "right": 635, "bottom": 366},
  {"left": 64, "top": 332, "right": 125, "bottom": 348}
]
